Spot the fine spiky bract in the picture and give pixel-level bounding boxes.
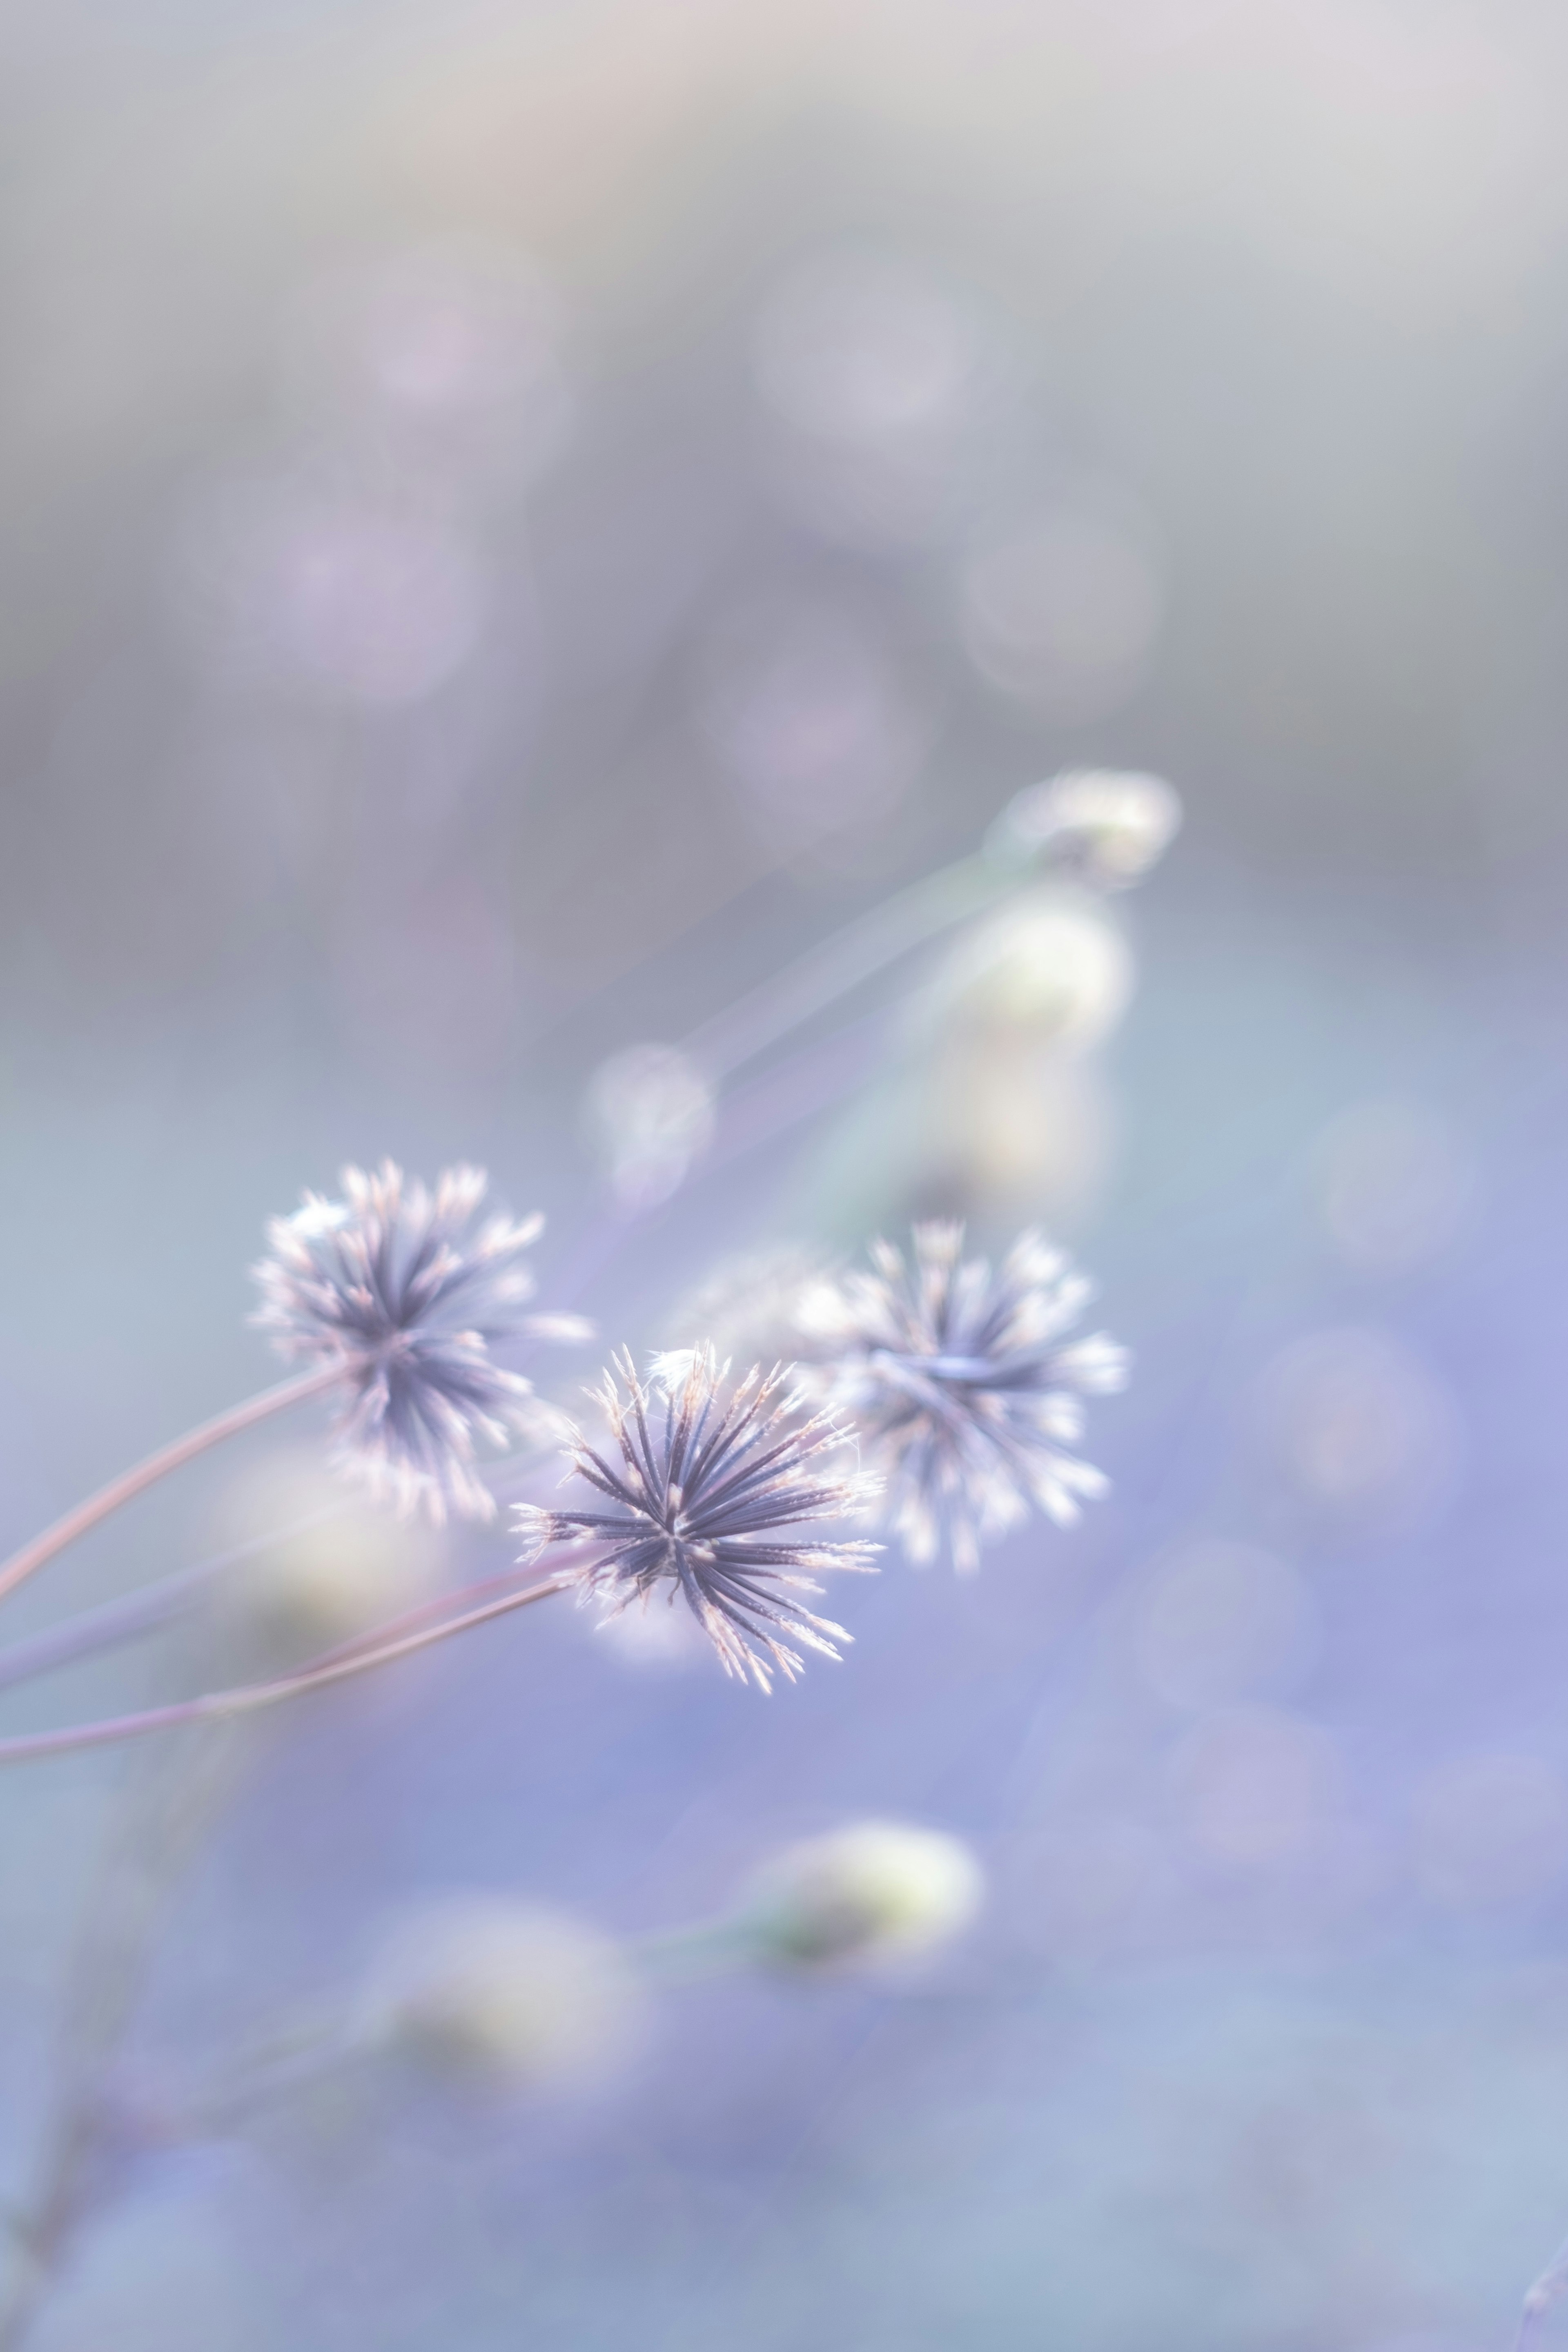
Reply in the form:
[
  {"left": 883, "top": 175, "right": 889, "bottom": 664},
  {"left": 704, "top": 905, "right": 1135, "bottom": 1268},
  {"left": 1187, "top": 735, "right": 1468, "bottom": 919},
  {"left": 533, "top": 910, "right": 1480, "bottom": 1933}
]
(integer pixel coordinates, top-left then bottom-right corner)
[
  {"left": 253, "top": 1163, "right": 586, "bottom": 1522},
  {"left": 799, "top": 1222, "right": 1127, "bottom": 1575},
  {"left": 514, "top": 1348, "right": 880, "bottom": 1691}
]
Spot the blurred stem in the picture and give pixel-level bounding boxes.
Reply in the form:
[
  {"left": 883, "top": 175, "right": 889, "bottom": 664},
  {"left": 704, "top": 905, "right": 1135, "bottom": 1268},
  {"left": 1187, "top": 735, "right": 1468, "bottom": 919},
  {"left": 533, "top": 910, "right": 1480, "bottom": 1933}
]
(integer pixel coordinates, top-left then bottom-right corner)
[
  {"left": 0, "top": 1720, "right": 255, "bottom": 2350},
  {"left": 0, "top": 2111, "right": 92, "bottom": 2352},
  {"left": 0, "top": 1574, "right": 568, "bottom": 1769},
  {"left": 298, "top": 1562, "right": 565, "bottom": 1674},
  {"left": 176, "top": 2011, "right": 353, "bottom": 2138},
  {"left": 553, "top": 852, "right": 1037, "bottom": 1305},
  {"left": 631, "top": 1916, "right": 760, "bottom": 1983},
  {"left": 1517, "top": 2234, "right": 1568, "bottom": 2352},
  {"left": 0, "top": 1365, "right": 345, "bottom": 1613},
  {"left": 0, "top": 1505, "right": 345, "bottom": 1699},
  {"left": 679, "top": 850, "right": 1011, "bottom": 1083}
]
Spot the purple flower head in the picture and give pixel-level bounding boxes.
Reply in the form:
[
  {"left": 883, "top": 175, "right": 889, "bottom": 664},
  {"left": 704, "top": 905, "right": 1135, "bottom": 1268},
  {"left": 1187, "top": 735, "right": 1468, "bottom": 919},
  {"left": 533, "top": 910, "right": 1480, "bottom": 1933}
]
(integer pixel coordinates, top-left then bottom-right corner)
[
  {"left": 515, "top": 1348, "right": 880, "bottom": 1692},
  {"left": 253, "top": 1162, "right": 587, "bottom": 1522},
  {"left": 799, "top": 1221, "right": 1127, "bottom": 1574}
]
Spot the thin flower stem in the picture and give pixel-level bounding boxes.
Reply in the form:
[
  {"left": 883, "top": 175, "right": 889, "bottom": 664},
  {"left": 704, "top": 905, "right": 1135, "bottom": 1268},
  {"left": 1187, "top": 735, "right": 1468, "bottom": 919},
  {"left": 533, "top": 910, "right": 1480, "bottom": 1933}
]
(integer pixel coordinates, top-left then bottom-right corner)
[
  {"left": 179, "top": 2020, "right": 355, "bottom": 2138},
  {"left": 0, "top": 1364, "right": 346, "bottom": 1613},
  {"left": 299, "top": 1560, "right": 560, "bottom": 1674},
  {"left": 0, "top": 1719, "right": 257, "bottom": 2352},
  {"left": 0, "top": 1449, "right": 557, "bottom": 1703},
  {"left": 678, "top": 852, "right": 1007, "bottom": 1082},
  {"left": 0, "top": 1505, "right": 346, "bottom": 1697},
  {"left": 0, "top": 1575, "right": 570, "bottom": 1770},
  {"left": 1517, "top": 2233, "right": 1568, "bottom": 2352},
  {"left": 631, "top": 1916, "right": 759, "bottom": 1982}
]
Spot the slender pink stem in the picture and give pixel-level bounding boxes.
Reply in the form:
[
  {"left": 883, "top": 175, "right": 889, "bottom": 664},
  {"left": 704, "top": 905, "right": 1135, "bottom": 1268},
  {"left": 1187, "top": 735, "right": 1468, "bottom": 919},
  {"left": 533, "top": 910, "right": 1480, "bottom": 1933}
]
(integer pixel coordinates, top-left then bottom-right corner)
[
  {"left": 0, "top": 1365, "right": 346, "bottom": 1612},
  {"left": 301, "top": 1561, "right": 555, "bottom": 1674},
  {"left": 0, "top": 1574, "right": 570, "bottom": 1769}
]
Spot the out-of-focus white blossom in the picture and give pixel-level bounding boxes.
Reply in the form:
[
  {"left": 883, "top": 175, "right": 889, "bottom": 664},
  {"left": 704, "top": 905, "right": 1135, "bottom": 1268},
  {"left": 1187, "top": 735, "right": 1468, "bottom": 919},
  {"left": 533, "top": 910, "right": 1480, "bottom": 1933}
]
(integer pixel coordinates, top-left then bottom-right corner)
[
  {"left": 988, "top": 768, "right": 1183, "bottom": 889},
  {"left": 361, "top": 1898, "right": 643, "bottom": 2093},
  {"left": 207, "top": 1453, "right": 443, "bottom": 1668},
  {"left": 739, "top": 1820, "right": 983, "bottom": 1970},
  {"left": 923, "top": 888, "right": 1134, "bottom": 1054},
  {"left": 921, "top": 1041, "right": 1117, "bottom": 1227}
]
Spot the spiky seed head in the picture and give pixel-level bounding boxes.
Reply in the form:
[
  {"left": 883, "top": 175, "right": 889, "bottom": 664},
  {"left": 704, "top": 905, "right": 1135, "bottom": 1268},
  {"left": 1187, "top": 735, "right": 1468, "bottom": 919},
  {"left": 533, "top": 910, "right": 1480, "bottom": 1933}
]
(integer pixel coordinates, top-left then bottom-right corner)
[
  {"left": 252, "top": 1161, "right": 589, "bottom": 1522},
  {"left": 514, "top": 1345, "right": 880, "bottom": 1693},
  {"left": 798, "top": 1220, "right": 1128, "bottom": 1574}
]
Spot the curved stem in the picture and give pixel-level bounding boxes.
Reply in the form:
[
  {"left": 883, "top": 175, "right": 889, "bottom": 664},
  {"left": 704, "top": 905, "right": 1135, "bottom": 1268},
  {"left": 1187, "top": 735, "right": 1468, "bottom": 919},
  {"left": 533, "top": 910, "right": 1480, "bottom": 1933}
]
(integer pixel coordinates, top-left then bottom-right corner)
[
  {"left": 1518, "top": 2231, "right": 1568, "bottom": 2352},
  {"left": 679, "top": 853, "right": 1004, "bottom": 1083},
  {"left": 0, "top": 1505, "right": 347, "bottom": 1698},
  {"left": 0, "top": 1574, "right": 570, "bottom": 1770},
  {"left": 0, "top": 1366, "right": 346, "bottom": 1614},
  {"left": 631, "top": 1916, "right": 758, "bottom": 1983},
  {"left": 299, "top": 1562, "right": 558, "bottom": 1675}
]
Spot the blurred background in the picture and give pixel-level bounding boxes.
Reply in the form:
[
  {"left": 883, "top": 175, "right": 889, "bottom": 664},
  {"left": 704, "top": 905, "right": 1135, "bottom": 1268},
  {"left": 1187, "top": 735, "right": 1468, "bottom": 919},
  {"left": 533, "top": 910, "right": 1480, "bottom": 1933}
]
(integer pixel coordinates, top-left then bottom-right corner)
[{"left": 3, "top": 0, "right": 1568, "bottom": 2344}]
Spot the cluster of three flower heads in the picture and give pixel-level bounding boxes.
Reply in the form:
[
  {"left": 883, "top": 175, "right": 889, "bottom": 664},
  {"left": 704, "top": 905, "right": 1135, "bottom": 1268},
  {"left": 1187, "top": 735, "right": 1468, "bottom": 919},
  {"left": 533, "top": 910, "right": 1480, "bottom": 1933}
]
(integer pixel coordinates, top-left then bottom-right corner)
[{"left": 255, "top": 1161, "right": 1129, "bottom": 1692}]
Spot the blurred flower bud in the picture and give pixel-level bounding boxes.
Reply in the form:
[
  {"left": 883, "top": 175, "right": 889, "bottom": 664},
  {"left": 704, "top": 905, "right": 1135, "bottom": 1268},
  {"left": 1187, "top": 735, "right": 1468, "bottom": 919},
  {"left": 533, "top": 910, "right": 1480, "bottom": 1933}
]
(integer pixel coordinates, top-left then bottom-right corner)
[
  {"left": 585, "top": 1043, "right": 716, "bottom": 1209},
  {"left": 794, "top": 1040, "right": 1116, "bottom": 1237},
  {"left": 360, "top": 1898, "right": 643, "bottom": 2094},
  {"left": 206, "top": 1454, "right": 443, "bottom": 1672},
  {"left": 923, "top": 888, "right": 1134, "bottom": 1053},
  {"left": 739, "top": 1822, "right": 983, "bottom": 1971},
  {"left": 988, "top": 769, "right": 1182, "bottom": 889},
  {"left": 927, "top": 1045, "right": 1116, "bottom": 1229}
]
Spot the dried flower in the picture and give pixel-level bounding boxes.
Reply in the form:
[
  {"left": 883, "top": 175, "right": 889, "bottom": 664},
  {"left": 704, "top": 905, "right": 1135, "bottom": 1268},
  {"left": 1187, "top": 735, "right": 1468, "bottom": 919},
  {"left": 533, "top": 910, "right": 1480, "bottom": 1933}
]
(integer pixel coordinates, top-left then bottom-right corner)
[
  {"left": 799, "top": 1221, "right": 1127, "bottom": 1573},
  {"left": 515, "top": 1347, "right": 880, "bottom": 1691},
  {"left": 738, "top": 1820, "right": 984, "bottom": 1970},
  {"left": 252, "top": 1162, "right": 587, "bottom": 1521}
]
